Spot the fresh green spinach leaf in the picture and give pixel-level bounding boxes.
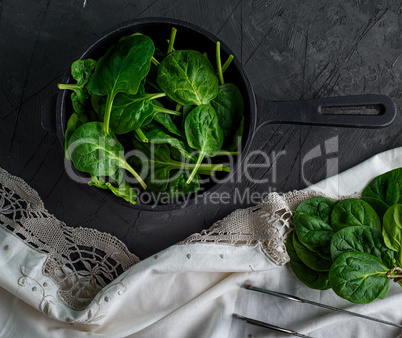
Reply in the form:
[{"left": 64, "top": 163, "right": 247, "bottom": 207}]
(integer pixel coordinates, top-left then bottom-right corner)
[
  {"left": 87, "top": 34, "right": 154, "bottom": 133},
  {"left": 58, "top": 59, "right": 97, "bottom": 114},
  {"left": 91, "top": 93, "right": 105, "bottom": 114},
  {"left": 145, "top": 48, "right": 166, "bottom": 92},
  {"left": 295, "top": 196, "right": 337, "bottom": 224},
  {"left": 157, "top": 50, "right": 219, "bottom": 105},
  {"left": 184, "top": 104, "right": 223, "bottom": 183},
  {"left": 210, "top": 83, "right": 244, "bottom": 147},
  {"left": 383, "top": 204, "right": 402, "bottom": 265},
  {"left": 293, "top": 196, "right": 338, "bottom": 260},
  {"left": 70, "top": 59, "right": 97, "bottom": 87},
  {"left": 292, "top": 231, "right": 332, "bottom": 271},
  {"left": 65, "top": 109, "right": 98, "bottom": 159},
  {"left": 362, "top": 168, "right": 402, "bottom": 207},
  {"left": 154, "top": 113, "right": 183, "bottom": 138},
  {"left": 167, "top": 171, "right": 200, "bottom": 199},
  {"left": 67, "top": 121, "right": 146, "bottom": 189},
  {"left": 329, "top": 252, "right": 390, "bottom": 304},
  {"left": 330, "top": 198, "right": 381, "bottom": 232},
  {"left": 129, "top": 141, "right": 221, "bottom": 192},
  {"left": 377, "top": 283, "right": 390, "bottom": 299},
  {"left": 182, "top": 105, "right": 196, "bottom": 130},
  {"left": 361, "top": 197, "right": 390, "bottom": 221},
  {"left": 97, "top": 91, "right": 165, "bottom": 134},
  {"left": 65, "top": 113, "right": 85, "bottom": 159},
  {"left": 106, "top": 180, "right": 137, "bottom": 205},
  {"left": 330, "top": 226, "right": 394, "bottom": 268},
  {"left": 286, "top": 231, "right": 331, "bottom": 290},
  {"left": 89, "top": 174, "right": 137, "bottom": 205},
  {"left": 153, "top": 107, "right": 183, "bottom": 138},
  {"left": 139, "top": 122, "right": 192, "bottom": 159},
  {"left": 88, "top": 174, "right": 109, "bottom": 190}
]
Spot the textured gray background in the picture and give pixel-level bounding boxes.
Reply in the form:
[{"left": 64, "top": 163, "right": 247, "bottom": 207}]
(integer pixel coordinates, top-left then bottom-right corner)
[{"left": 1, "top": 0, "right": 402, "bottom": 259}]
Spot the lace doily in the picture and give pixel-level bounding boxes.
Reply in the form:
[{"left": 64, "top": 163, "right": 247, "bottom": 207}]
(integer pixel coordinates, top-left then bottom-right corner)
[
  {"left": 0, "top": 167, "right": 319, "bottom": 310},
  {"left": 180, "top": 190, "right": 323, "bottom": 265},
  {"left": 0, "top": 167, "right": 139, "bottom": 310}
]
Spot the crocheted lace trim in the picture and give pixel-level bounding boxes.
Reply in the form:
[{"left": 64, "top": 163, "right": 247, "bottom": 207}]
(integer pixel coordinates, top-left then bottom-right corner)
[
  {"left": 0, "top": 167, "right": 139, "bottom": 310},
  {"left": 0, "top": 166, "right": 323, "bottom": 310},
  {"left": 180, "top": 190, "right": 324, "bottom": 265}
]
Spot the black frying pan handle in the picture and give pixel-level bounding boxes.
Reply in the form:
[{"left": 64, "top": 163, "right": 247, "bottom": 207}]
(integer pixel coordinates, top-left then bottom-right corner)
[{"left": 258, "top": 94, "right": 396, "bottom": 128}]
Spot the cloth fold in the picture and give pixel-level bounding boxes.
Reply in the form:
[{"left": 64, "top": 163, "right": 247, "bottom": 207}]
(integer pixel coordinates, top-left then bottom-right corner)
[{"left": 1, "top": 147, "right": 402, "bottom": 337}]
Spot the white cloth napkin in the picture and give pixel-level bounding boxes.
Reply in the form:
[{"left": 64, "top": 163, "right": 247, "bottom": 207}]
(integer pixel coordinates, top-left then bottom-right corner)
[{"left": 1, "top": 147, "right": 402, "bottom": 338}]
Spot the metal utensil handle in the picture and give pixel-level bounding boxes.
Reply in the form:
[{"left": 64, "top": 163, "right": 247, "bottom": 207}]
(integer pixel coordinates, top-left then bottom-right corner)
[
  {"left": 259, "top": 94, "right": 396, "bottom": 128},
  {"left": 234, "top": 314, "right": 313, "bottom": 338},
  {"left": 245, "top": 286, "right": 402, "bottom": 329}
]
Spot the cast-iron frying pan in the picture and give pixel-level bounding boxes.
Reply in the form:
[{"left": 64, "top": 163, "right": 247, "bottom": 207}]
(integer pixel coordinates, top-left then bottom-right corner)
[{"left": 54, "top": 17, "right": 397, "bottom": 211}]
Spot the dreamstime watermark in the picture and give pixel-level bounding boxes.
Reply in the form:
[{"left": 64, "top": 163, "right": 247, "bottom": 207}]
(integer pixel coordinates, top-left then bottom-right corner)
[{"left": 64, "top": 135, "right": 340, "bottom": 206}]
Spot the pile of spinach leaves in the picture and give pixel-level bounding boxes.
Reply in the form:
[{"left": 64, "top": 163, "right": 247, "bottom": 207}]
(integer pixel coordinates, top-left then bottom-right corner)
[
  {"left": 287, "top": 168, "right": 402, "bottom": 304},
  {"left": 58, "top": 28, "right": 244, "bottom": 205}
]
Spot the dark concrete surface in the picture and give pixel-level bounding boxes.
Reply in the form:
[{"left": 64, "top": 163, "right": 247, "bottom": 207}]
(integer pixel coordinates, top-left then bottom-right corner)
[{"left": 1, "top": 0, "right": 402, "bottom": 259}]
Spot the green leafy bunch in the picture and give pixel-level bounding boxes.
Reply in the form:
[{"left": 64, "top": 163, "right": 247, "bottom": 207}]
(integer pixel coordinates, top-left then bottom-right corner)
[
  {"left": 58, "top": 28, "right": 244, "bottom": 205},
  {"left": 287, "top": 168, "right": 402, "bottom": 304}
]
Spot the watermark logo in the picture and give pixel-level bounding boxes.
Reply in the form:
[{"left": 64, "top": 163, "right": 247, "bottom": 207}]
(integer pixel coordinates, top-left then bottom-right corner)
[
  {"left": 65, "top": 135, "right": 339, "bottom": 207},
  {"left": 301, "top": 135, "right": 339, "bottom": 192}
]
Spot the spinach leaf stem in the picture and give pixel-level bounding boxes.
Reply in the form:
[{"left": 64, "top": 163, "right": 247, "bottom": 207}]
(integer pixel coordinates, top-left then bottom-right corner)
[
  {"left": 151, "top": 56, "right": 160, "bottom": 66},
  {"left": 135, "top": 128, "right": 148, "bottom": 143},
  {"left": 175, "top": 103, "right": 182, "bottom": 112},
  {"left": 103, "top": 92, "right": 115, "bottom": 133},
  {"left": 122, "top": 161, "right": 147, "bottom": 190},
  {"left": 58, "top": 83, "right": 82, "bottom": 90},
  {"left": 167, "top": 27, "right": 177, "bottom": 54},
  {"left": 214, "top": 151, "right": 238, "bottom": 156},
  {"left": 152, "top": 104, "right": 182, "bottom": 116},
  {"left": 216, "top": 41, "right": 224, "bottom": 85},
  {"left": 222, "top": 55, "right": 234, "bottom": 73},
  {"left": 186, "top": 152, "right": 205, "bottom": 184}
]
